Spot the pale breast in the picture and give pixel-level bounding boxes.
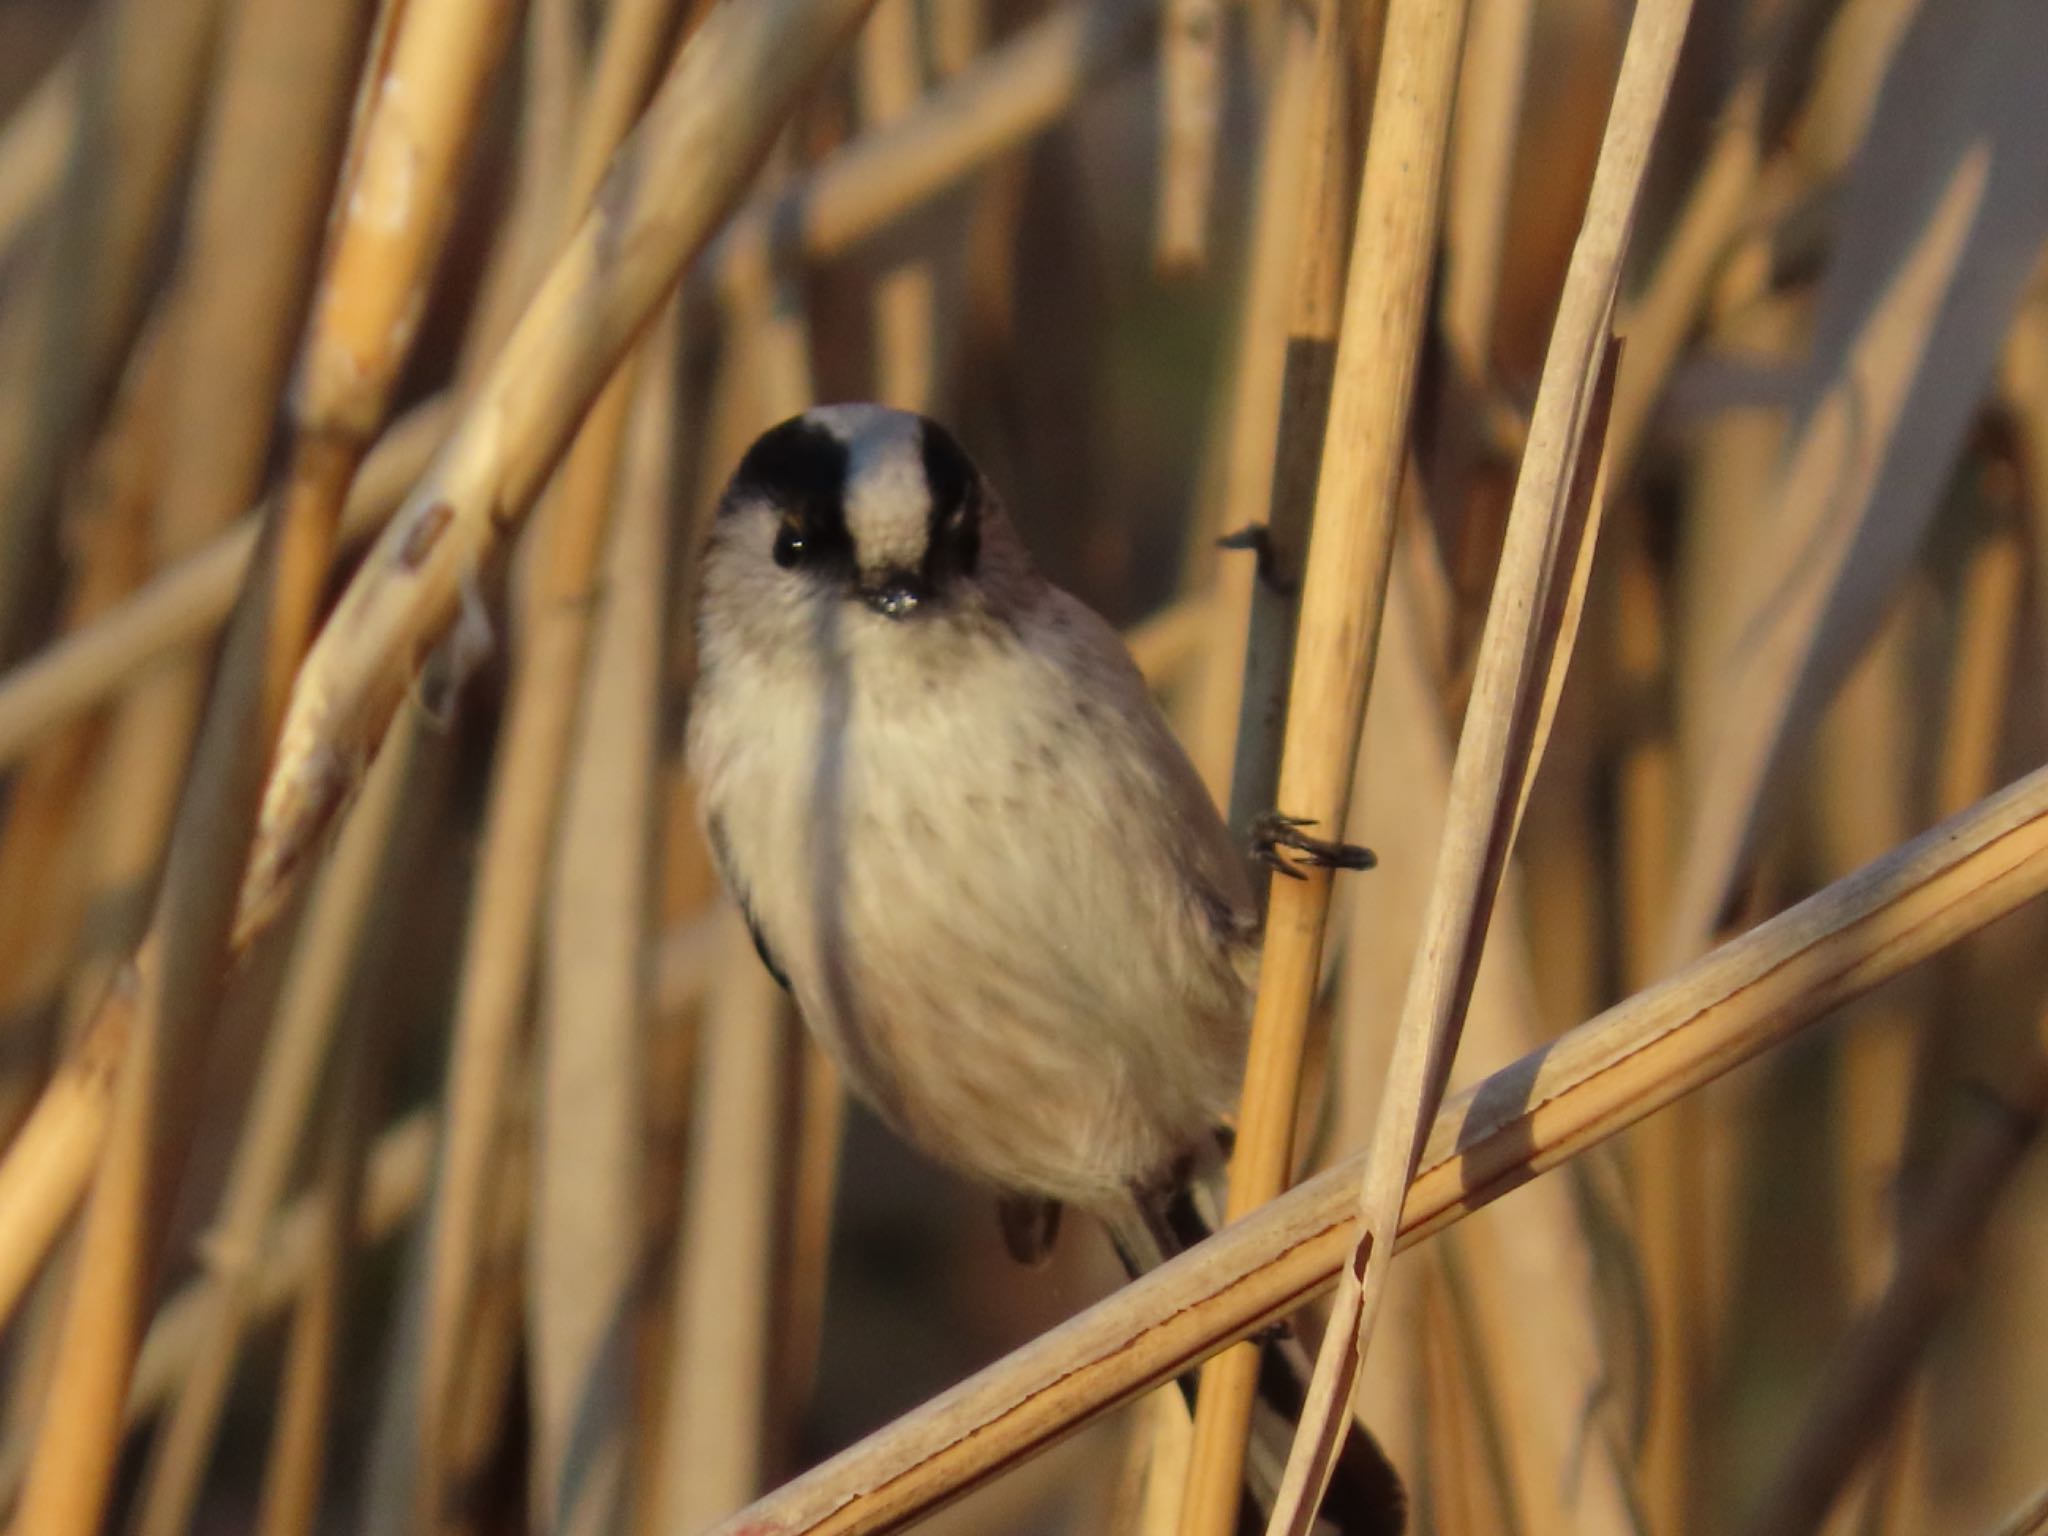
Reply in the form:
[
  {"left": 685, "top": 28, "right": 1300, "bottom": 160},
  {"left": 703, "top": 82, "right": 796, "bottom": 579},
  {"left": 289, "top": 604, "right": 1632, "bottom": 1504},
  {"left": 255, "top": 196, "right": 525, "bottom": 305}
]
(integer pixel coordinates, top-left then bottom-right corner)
[{"left": 690, "top": 595, "right": 1251, "bottom": 1206}]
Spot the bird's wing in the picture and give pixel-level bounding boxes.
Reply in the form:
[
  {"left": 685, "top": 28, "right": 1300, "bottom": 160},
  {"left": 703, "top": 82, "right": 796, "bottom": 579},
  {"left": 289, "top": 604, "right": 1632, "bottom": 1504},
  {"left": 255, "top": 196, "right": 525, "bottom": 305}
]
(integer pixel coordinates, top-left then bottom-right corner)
[{"left": 707, "top": 812, "right": 792, "bottom": 994}]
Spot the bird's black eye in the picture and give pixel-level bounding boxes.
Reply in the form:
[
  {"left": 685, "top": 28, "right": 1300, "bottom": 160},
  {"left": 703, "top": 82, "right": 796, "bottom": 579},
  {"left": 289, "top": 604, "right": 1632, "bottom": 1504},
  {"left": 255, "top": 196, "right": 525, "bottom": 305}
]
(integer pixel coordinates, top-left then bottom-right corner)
[{"left": 773, "top": 520, "right": 806, "bottom": 568}]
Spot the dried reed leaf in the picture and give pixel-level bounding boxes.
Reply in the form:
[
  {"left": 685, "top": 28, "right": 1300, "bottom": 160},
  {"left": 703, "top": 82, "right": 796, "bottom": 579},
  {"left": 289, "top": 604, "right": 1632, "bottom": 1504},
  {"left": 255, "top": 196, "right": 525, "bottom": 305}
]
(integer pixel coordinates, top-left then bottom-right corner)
[
  {"left": 1219, "top": 0, "right": 1371, "bottom": 838},
  {"left": 708, "top": 764, "right": 2048, "bottom": 1536},
  {"left": 1664, "top": 0, "right": 2048, "bottom": 961},
  {"left": 1339, "top": 559, "right": 1645, "bottom": 1534},
  {"left": 1272, "top": 0, "right": 1689, "bottom": 1520},
  {"left": 1183, "top": 2, "right": 1459, "bottom": 1523}
]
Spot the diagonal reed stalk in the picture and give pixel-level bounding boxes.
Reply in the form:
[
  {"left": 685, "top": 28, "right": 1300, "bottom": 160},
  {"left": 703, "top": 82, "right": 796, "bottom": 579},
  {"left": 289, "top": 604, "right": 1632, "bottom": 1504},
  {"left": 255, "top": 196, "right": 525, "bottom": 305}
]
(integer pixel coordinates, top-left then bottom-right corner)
[
  {"left": 704, "top": 761, "right": 2048, "bottom": 1536},
  {"left": 236, "top": 0, "right": 889, "bottom": 950}
]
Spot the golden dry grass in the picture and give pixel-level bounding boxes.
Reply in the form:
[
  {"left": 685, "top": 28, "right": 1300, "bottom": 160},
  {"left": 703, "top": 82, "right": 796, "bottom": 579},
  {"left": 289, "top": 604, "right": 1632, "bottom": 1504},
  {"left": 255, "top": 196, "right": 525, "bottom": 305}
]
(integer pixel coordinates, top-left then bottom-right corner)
[{"left": 0, "top": 1, "right": 2045, "bottom": 1533}]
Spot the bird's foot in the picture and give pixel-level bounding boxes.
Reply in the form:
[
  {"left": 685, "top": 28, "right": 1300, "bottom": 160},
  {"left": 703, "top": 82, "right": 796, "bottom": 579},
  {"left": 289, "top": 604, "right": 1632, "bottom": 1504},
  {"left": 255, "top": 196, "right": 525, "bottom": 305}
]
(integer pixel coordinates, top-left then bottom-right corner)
[
  {"left": 1251, "top": 811, "right": 1377, "bottom": 880},
  {"left": 998, "top": 1195, "right": 1063, "bottom": 1267},
  {"left": 1217, "top": 523, "right": 1296, "bottom": 596}
]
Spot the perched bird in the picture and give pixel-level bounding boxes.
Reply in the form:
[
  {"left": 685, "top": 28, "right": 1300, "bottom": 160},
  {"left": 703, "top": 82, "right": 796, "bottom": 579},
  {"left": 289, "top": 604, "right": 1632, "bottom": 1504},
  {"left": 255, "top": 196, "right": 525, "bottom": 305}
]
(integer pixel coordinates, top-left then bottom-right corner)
[{"left": 687, "top": 405, "right": 1398, "bottom": 1531}]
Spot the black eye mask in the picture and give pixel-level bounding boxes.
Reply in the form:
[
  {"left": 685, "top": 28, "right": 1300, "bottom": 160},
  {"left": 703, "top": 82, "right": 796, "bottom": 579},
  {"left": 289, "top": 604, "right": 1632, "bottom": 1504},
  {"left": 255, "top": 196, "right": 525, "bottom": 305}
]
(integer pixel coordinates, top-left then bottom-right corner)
[
  {"left": 726, "top": 416, "right": 856, "bottom": 579},
  {"left": 918, "top": 416, "right": 982, "bottom": 587}
]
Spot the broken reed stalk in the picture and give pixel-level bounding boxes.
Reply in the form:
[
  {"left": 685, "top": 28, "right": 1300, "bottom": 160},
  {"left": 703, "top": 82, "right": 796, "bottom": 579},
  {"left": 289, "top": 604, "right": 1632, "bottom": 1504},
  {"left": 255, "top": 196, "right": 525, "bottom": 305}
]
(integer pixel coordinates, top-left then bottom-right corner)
[
  {"left": 1742, "top": 1049, "right": 2047, "bottom": 1536},
  {"left": 1276, "top": 4, "right": 1693, "bottom": 1516},
  {"left": 7, "top": 2, "right": 513, "bottom": 1529},
  {"left": 1181, "top": 2, "right": 1462, "bottom": 1527},
  {"left": 706, "top": 761, "right": 2048, "bottom": 1536},
  {"left": 237, "top": 0, "right": 886, "bottom": 949}
]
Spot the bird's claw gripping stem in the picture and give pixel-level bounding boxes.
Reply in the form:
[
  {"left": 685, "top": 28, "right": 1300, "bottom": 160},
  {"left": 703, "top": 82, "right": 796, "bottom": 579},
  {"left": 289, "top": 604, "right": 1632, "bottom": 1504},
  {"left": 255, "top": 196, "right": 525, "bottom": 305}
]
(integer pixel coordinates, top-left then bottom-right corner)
[{"left": 1251, "top": 811, "right": 1377, "bottom": 880}]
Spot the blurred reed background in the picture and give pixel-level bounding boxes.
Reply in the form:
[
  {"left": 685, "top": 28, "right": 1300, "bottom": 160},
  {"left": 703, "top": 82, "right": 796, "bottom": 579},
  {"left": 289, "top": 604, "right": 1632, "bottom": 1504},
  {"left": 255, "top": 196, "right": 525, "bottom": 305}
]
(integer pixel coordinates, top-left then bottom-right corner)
[{"left": 0, "top": 0, "right": 2044, "bottom": 1533}]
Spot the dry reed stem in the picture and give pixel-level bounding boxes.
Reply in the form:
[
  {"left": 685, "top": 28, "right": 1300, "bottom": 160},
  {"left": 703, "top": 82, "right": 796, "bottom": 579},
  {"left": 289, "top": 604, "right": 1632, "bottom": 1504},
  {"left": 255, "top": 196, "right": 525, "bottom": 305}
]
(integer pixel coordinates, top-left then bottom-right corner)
[
  {"left": 1154, "top": 0, "right": 1221, "bottom": 272},
  {"left": 0, "top": 1108, "right": 437, "bottom": 1508},
  {"left": 413, "top": 5, "right": 688, "bottom": 1509},
  {"left": 1663, "top": 0, "right": 2048, "bottom": 963},
  {"left": 251, "top": 1078, "right": 360, "bottom": 1536},
  {"left": 1988, "top": 1482, "right": 2048, "bottom": 1536},
  {"left": 8, "top": 0, "right": 372, "bottom": 1174},
  {"left": 241, "top": 0, "right": 886, "bottom": 945},
  {"left": 1184, "top": 0, "right": 1317, "bottom": 798},
  {"left": 530, "top": 306, "right": 676, "bottom": 1535},
  {"left": 1182, "top": 1, "right": 1458, "bottom": 1524},
  {"left": 0, "top": 50, "right": 74, "bottom": 252},
  {"left": 0, "top": 396, "right": 447, "bottom": 769},
  {"left": 1415, "top": 1252, "right": 1516, "bottom": 1536},
  {"left": 705, "top": 762, "right": 2048, "bottom": 1536},
  {"left": 128, "top": 707, "right": 424, "bottom": 1536},
  {"left": 0, "top": 0, "right": 222, "bottom": 664},
  {"left": 1935, "top": 521, "right": 2024, "bottom": 820},
  {"left": 0, "top": 311, "right": 166, "bottom": 1128},
  {"left": 689, "top": 0, "right": 1145, "bottom": 319},
  {"left": 859, "top": 0, "right": 938, "bottom": 409},
  {"left": 1440, "top": 0, "right": 1533, "bottom": 387},
  {"left": 1788, "top": 0, "right": 1926, "bottom": 183},
  {"left": 1219, "top": 0, "right": 1372, "bottom": 838},
  {"left": 256, "top": 755, "right": 441, "bottom": 1536},
  {"left": 9, "top": 1, "right": 513, "bottom": 1524},
  {"left": 1614, "top": 534, "right": 1700, "bottom": 1536},
  {"left": 1602, "top": 71, "right": 1761, "bottom": 494},
  {"left": 1341, "top": 551, "right": 1643, "bottom": 1535},
  {"left": 412, "top": 319, "right": 623, "bottom": 1536},
  {"left": 1741, "top": 1054, "right": 2047, "bottom": 1536},
  {"left": 656, "top": 917, "right": 790, "bottom": 1532},
  {"left": 1271, "top": 0, "right": 1692, "bottom": 1520}
]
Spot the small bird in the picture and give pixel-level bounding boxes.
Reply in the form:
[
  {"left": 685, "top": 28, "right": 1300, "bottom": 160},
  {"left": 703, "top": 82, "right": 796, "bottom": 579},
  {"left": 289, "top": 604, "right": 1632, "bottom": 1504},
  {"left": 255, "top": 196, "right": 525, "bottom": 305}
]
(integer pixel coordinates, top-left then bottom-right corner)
[
  {"left": 687, "top": 406, "right": 1398, "bottom": 1530},
  {"left": 688, "top": 404, "right": 1262, "bottom": 1232}
]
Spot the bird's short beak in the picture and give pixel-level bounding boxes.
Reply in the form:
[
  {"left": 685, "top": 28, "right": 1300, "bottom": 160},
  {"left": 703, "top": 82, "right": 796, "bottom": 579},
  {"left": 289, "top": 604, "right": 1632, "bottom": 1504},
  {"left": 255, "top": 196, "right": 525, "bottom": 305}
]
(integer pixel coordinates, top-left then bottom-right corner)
[{"left": 860, "top": 570, "right": 927, "bottom": 619}]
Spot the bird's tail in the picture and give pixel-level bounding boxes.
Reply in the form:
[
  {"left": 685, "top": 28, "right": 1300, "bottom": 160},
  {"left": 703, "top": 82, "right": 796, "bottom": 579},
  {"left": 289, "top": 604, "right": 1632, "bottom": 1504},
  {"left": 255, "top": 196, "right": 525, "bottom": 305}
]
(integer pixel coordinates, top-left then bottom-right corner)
[{"left": 1102, "top": 1178, "right": 1407, "bottom": 1536}]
